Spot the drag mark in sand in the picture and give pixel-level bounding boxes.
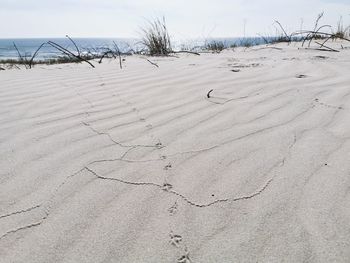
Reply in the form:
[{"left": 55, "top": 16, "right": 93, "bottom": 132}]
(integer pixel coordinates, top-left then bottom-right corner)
[
  {"left": 82, "top": 132, "right": 297, "bottom": 209},
  {"left": 83, "top": 166, "right": 228, "bottom": 208},
  {"left": 63, "top": 78, "right": 301, "bottom": 210},
  {"left": 1, "top": 43, "right": 350, "bottom": 263},
  {"left": 0, "top": 73, "right": 300, "bottom": 242},
  {"left": 0, "top": 205, "right": 41, "bottom": 220},
  {"left": 0, "top": 208, "right": 49, "bottom": 240}
]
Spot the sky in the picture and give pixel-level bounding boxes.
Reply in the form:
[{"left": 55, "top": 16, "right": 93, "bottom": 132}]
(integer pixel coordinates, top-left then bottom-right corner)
[{"left": 0, "top": 0, "right": 349, "bottom": 39}]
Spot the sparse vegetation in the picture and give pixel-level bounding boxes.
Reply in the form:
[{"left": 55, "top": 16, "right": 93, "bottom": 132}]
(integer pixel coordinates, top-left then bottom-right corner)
[
  {"left": 334, "top": 16, "right": 350, "bottom": 39},
  {"left": 140, "top": 17, "right": 172, "bottom": 56},
  {"left": 5, "top": 37, "right": 98, "bottom": 69},
  {"left": 289, "top": 13, "right": 350, "bottom": 51},
  {"left": 1, "top": 13, "right": 349, "bottom": 70},
  {"left": 240, "top": 39, "right": 253, "bottom": 48},
  {"left": 273, "top": 21, "right": 292, "bottom": 43},
  {"left": 205, "top": 40, "right": 226, "bottom": 52},
  {"left": 258, "top": 12, "right": 350, "bottom": 52},
  {"left": 0, "top": 56, "right": 83, "bottom": 66}
]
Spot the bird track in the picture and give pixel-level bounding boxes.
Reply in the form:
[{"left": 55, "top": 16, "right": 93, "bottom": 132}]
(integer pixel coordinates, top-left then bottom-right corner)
[{"left": 0, "top": 73, "right": 299, "bottom": 242}]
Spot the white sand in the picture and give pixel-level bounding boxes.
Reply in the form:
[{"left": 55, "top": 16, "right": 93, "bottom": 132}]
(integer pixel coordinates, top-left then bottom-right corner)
[{"left": 1, "top": 42, "right": 350, "bottom": 262}]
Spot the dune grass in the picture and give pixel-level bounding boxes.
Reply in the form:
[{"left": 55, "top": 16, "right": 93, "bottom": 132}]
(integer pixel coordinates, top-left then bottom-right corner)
[
  {"left": 334, "top": 16, "right": 350, "bottom": 39},
  {"left": 205, "top": 41, "right": 226, "bottom": 52},
  {"left": 2, "top": 14, "right": 349, "bottom": 70},
  {"left": 0, "top": 56, "right": 82, "bottom": 66},
  {"left": 140, "top": 17, "right": 172, "bottom": 56}
]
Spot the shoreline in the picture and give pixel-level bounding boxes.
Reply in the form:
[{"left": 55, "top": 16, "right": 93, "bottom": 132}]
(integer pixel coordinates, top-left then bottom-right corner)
[{"left": 0, "top": 38, "right": 347, "bottom": 70}]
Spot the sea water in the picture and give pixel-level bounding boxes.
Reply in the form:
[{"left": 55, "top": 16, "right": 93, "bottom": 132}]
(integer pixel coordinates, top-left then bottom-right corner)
[
  {"left": 0, "top": 37, "right": 270, "bottom": 60},
  {"left": 0, "top": 38, "right": 138, "bottom": 60}
]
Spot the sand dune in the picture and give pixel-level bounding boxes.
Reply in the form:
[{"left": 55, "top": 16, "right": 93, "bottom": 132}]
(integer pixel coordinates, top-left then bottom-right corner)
[{"left": 1, "top": 43, "right": 350, "bottom": 262}]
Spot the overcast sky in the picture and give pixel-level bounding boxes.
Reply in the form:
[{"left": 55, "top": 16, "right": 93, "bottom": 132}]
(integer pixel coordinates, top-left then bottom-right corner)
[{"left": 0, "top": 0, "right": 349, "bottom": 39}]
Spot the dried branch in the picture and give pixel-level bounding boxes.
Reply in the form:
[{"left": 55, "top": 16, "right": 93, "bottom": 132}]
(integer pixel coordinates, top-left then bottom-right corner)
[
  {"left": 28, "top": 43, "right": 47, "bottom": 68},
  {"left": 66, "top": 35, "right": 81, "bottom": 56},
  {"left": 252, "top": 47, "right": 283, "bottom": 51},
  {"left": 47, "top": 41, "right": 95, "bottom": 68},
  {"left": 293, "top": 30, "right": 350, "bottom": 43},
  {"left": 113, "top": 41, "right": 123, "bottom": 69},
  {"left": 313, "top": 12, "right": 324, "bottom": 32},
  {"left": 171, "top": 50, "right": 200, "bottom": 56},
  {"left": 273, "top": 21, "right": 291, "bottom": 43},
  {"left": 314, "top": 42, "right": 339, "bottom": 52},
  {"left": 303, "top": 25, "right": 331, "bottom": 47},
  {"left": 98, "top": 50, "right": 116, "bottom": 63},
  {"left": 318, "top": 35, "right": 333, "bottom": 48},
  {"left": 145, "top": 58, "right": 159, "bottom": 67},
  {"left": 305, "top": 48, "right": 339, "bottom": 52},
  {"left": 207, "top": 89, "right": 214, "bottom": 98},
  {"left": 13, "top": 42, "right": 28, "bottom": 69}
]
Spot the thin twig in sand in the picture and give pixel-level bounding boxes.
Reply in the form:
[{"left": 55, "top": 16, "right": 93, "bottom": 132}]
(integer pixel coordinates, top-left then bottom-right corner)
[
  {"left": 207, "top": 89, "right": 214, "bottom": 98},
  {"left": 145, "top": 58, "right": 159, "bottom": 67}
]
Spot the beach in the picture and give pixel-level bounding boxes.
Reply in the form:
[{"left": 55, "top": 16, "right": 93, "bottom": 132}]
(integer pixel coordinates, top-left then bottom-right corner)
[{"left": 0, "top": 42, "right": 350, "bottom": 262}]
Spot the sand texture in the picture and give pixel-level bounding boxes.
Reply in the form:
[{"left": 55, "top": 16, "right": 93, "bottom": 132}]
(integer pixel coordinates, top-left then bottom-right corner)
[{"left": 1, "top": 43, "right": 350, "bottom": 262}]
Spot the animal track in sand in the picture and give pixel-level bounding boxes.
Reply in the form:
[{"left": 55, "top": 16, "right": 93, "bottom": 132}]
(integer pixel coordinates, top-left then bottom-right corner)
[
  {"left": 0, "top": 105, "right": 298, "bottom": 241},
  {"left": 168, "top": 202, "right": 178, "bottom": 215},
  {"left": 296, "top": 74, "right": 308, "bottom": 78},
  {"left": 0, "top": 74, "right": 300, "bottom": 241},
  {"left": 155, "top": 142, "right": 163, "bottom": 149},
  {"left": 164, "top": 163, "right": 172, "bottom": 170},
  {"left": 177, "top": 247, "right": 193, "bottom": 263},
  {"left": 314, "top": 98, "right": 344, "bottom": 110},
  {"left": 0, "top": 63, "right": 304, "bottom": 245},
  {"left": 169, "top": 231, "right": 183, "bottom": 247},
  {"left": 77, "top": 130, "right": 299, "bottom": 210},
  {"left": 74, "top": 77, "right": 166, "bottom": 161},
  {"left": 162, "top": 183, "right": 173, "bottom": 191},
  {"left": 168, "top": 231, "right": 192, "bottom": 263}
]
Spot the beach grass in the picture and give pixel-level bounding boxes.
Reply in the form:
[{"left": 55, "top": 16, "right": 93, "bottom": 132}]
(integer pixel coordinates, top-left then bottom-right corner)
[
  {"left": 0, "top": 56, "right": 91, "bottom": 67},
  {"left": 140, "top": 17, "right": 172, "bottom": 56},
  {"left": 205, "top": 41, "right": 226, "bottom": 52}
]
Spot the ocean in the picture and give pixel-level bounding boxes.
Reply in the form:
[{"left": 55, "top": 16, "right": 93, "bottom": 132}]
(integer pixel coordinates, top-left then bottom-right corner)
[
  {"left": 0, "top": 38, "right": 140, "bottom": 60},
  {"left": 0, "top": 37, "right": 269, "bottom": 60}
]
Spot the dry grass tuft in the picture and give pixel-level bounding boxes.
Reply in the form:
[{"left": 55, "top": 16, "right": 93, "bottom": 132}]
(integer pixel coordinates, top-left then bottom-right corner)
[
  {"left": 205, "top": 41, "right": 226, "bottom": 52},
  {"left": 140, "top": 17, "right": 172, "bottom": 56}
]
